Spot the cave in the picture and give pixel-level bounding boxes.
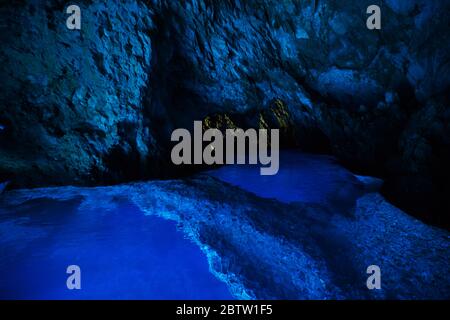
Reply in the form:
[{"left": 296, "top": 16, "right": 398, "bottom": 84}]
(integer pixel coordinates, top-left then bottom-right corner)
[{"left": 0, "top": 0, "right": 449, "bottom": 301}]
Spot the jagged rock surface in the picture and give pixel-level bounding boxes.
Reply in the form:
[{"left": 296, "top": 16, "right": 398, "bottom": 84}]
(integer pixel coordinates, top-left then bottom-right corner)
[
  {"left": 1, "top": 176, "right": 448, "bottom": 299},
  {"left": 0, "top": 0, "right": 449, "bottom": 226},
  {"left": 0, "top": 0, "right": 159, "bottom": 186}
]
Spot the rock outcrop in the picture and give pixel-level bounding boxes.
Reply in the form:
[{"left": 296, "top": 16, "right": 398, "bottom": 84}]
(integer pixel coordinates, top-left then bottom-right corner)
[
  {"left": 0, "top": 0, "right": 160, "bottom": 186},
  {"left": 1, "top": 0, "right": 449, "bottom": 226}
]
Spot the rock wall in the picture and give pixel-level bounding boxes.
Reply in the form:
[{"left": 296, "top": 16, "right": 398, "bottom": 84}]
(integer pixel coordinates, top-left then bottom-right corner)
[
  {"left": 1, "top": 0, "right": 449, "bottom": 226},
  {"left": 0, "top": 0, "right": 159, "bottom": 186}
]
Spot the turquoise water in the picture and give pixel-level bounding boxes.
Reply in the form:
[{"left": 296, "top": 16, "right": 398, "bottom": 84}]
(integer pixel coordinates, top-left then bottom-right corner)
[{"left": 0, "top": 197, "right": 233, "bottom": 300}]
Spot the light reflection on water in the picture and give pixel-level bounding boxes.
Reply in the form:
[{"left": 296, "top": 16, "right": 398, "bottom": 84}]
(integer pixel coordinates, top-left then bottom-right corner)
[
  {"left": 0, "top": 197, "right": 233, "bottom": 300},
  {"left": 208, "top": 150, "right": 365, "bottom": 213},
  {"left": 0, "top": 151, "right": 370, "bottom": 300}
]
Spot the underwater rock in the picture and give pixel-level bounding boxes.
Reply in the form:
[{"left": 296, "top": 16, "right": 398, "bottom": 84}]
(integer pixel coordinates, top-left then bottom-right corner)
[
  {"left": 1, "top": 176, "right": 448, "bottom": 299},
  {"left": 0, "top": 0, "right": 449, "bottom": 226}
]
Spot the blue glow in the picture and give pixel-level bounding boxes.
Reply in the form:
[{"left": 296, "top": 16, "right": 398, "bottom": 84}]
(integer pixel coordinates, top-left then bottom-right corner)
[
  {"left": 0, "top": 151, "right": 448, "bottom": 300},
  {"left": 208, "top": 151, "right": 365, "bottom": 214},
  {"left": 0, "top": 198, "right": 233, "bottom": 300}
]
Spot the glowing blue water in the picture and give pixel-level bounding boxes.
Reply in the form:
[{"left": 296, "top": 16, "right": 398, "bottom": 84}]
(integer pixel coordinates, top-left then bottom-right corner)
[
  {"left": 0, "top": 198, "right": 233, "bottom": 300},
  {"left": 208, "top": 150, "right": 365, "bottom": 214},
  {"left": 0, "top": 151, "right": 366, "bottom": 300},
  {"left": 0, "top": 151, "right": 448, "bottom": 300}
]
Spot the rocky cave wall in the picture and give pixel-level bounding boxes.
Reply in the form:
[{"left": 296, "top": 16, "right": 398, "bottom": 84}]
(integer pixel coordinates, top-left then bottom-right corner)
[{"left": 0, "top": 0, "right": 449, "bottom": 227}]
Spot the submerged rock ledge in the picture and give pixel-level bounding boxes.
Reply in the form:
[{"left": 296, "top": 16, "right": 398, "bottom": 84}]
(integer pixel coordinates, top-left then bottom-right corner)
[{"left": 1, "top": 176, "right": 448, "bottom": 299}]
